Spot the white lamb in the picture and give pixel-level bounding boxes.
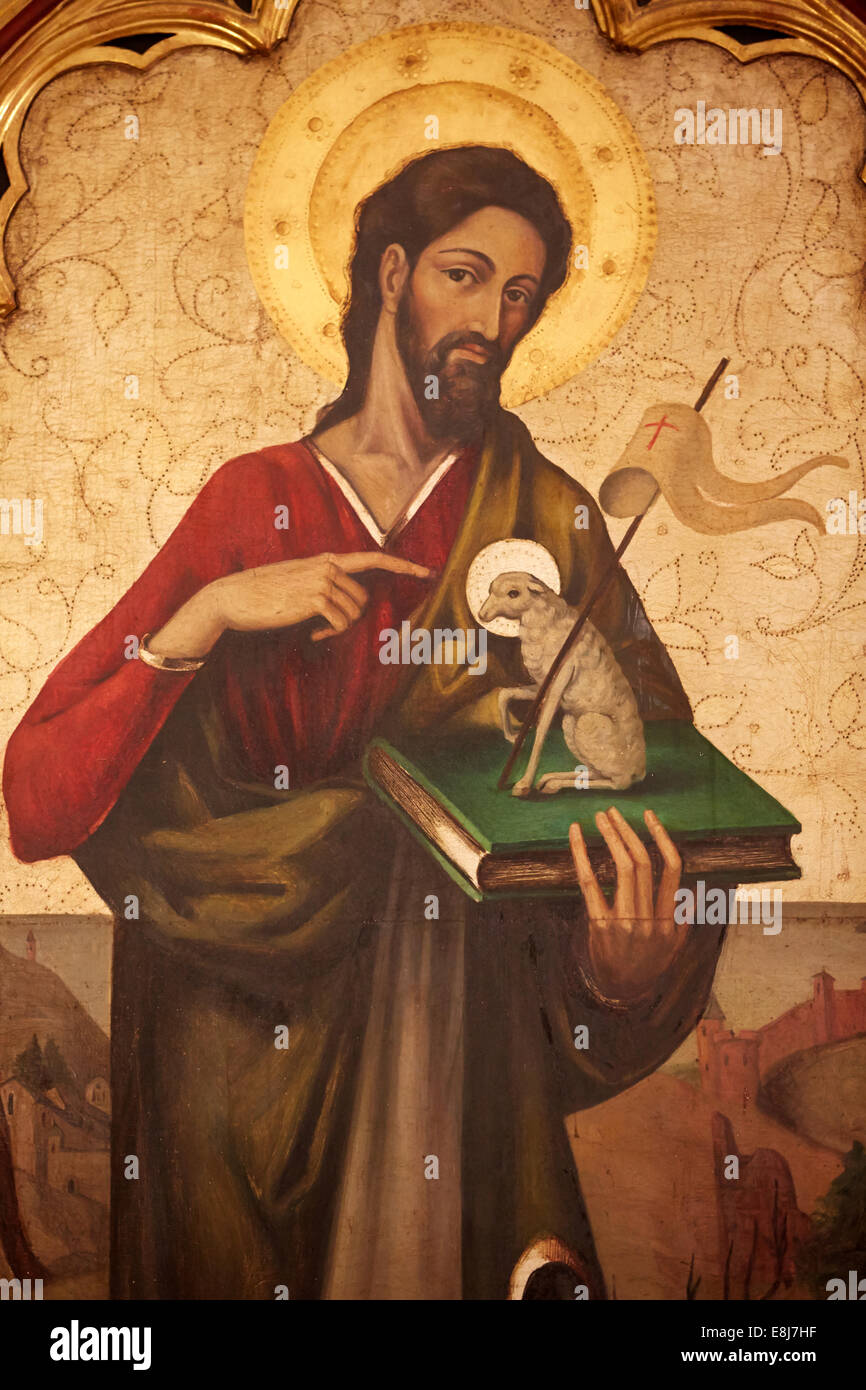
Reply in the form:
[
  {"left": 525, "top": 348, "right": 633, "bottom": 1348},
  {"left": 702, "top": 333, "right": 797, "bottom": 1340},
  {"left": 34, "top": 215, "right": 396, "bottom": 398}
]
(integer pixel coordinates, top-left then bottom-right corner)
[{"left": 479, "top": 571, "right": 646, "bottom": 798}]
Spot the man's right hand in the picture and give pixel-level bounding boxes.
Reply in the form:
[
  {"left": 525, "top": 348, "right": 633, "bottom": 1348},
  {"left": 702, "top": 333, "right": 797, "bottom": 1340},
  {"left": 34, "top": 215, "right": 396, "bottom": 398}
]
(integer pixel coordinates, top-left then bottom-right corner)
[
  {"left": 148, "top": 552, "right": 435, "bottom": 659},
  {"left": 213, "top": 551, "right": 435, "bottom": 641}
]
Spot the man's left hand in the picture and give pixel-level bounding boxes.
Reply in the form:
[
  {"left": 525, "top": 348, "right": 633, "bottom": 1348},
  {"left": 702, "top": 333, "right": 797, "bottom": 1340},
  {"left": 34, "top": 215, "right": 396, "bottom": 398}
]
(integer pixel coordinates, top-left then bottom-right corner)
[{"left": 569, "top": 806, "right": 687, "bottom": 1001}]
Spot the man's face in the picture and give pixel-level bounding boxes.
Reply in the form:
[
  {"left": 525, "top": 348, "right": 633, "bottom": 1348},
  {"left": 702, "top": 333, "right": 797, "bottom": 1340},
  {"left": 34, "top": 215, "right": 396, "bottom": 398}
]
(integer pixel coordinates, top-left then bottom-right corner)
[{"left": 395, "top": 205, "right": 547, "bottom": 442}]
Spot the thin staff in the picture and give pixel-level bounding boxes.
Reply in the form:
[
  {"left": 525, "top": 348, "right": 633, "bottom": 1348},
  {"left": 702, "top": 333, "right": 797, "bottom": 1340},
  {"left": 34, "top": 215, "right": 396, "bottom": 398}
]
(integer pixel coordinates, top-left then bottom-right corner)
[{"left": 497, "top": 355, "right": 730, "bottom": 791}]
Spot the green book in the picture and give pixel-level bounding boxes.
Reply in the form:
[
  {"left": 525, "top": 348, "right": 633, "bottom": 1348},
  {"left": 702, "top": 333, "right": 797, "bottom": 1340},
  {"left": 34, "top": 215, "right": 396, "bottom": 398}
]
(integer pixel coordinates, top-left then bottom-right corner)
[{"left": 363, "top": 720, "right": 802, "bottom": 901}]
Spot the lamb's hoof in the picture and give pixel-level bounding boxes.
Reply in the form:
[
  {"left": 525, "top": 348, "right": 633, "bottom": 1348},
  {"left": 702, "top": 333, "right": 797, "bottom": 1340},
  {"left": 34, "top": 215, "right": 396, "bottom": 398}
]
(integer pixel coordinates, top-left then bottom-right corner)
[
  {"left": 536, "top": 772, "right": 579, "bottom": 795},
  {"left": 512, "top": 778, "right": 533, "bottom": 798}
]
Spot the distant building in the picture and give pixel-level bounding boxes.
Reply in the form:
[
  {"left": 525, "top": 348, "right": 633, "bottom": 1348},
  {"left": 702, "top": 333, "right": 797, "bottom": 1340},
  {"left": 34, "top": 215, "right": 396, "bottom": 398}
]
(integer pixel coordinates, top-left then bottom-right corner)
[
  {"left": 0, "top": 1075, "right": 109, "bottom": 1203},
  {"left": 85, "top": 1077, "right": 109, "bottom": 1113},
  {"left": 698, "top": 973, "right": 866, "bottom": 1109},
  {"left": 0, "top": 935, "right": 111, "bottom": 1273}
]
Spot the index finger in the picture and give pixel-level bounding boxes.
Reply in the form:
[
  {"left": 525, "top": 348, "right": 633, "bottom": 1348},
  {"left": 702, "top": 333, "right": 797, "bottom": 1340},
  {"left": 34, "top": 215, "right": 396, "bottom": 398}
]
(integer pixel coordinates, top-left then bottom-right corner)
[{"left": 338, "top": 552, "right": 436, "bottom": 579}]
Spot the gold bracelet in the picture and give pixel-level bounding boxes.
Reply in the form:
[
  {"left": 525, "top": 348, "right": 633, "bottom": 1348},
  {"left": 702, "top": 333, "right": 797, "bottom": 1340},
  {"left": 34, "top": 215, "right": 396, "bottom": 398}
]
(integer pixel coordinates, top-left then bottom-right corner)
[{"left": 138, "top": 632, "right": 208, "bottom": 673}]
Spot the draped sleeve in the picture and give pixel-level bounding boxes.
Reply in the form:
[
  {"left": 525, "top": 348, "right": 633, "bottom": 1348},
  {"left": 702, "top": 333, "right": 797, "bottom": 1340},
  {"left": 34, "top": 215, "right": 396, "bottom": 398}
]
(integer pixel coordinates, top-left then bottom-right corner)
[
  {"left": 2, "top": 453, "right": 278, "bottom": 862},
  {"left": 536, "top": 903, "right": 726, "bottom": 1114}
]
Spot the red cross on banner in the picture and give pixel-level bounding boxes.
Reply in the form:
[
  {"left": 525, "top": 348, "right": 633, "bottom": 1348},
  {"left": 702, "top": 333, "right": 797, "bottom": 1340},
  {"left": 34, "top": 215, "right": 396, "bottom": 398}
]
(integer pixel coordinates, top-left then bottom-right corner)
[{"left": 644, "top": 415, "right": 680, "bottom": 449}]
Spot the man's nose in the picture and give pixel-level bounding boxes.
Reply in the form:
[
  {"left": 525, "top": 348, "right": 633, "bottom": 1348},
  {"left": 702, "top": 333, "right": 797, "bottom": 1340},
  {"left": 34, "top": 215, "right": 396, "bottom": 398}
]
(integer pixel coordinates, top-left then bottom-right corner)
[{"left": 467, "top": 284, "right": 504, "bottom": 344}]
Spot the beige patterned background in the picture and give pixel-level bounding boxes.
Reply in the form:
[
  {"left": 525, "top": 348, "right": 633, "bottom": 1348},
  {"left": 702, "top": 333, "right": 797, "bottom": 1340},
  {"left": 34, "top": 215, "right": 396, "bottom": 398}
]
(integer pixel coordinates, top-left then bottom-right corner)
[{"left": 0, "top": 0, "right": 864, "bottom": 912}]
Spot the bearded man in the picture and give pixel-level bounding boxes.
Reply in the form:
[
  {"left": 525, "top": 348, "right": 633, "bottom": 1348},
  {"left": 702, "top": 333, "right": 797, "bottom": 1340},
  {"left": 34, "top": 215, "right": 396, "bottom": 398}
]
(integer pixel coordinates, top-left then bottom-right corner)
[{"left": 3, "top": 146, "right": 724, "bottom": 1300}]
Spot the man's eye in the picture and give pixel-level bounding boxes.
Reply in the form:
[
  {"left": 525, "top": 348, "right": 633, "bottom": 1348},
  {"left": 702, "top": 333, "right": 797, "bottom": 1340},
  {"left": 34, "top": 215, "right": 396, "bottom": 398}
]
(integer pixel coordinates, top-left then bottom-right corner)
[
  {"left": 445, "top": 268, "right": 472, "bottom": 284},
  {"left": 505, "top": 288, "right": 530, "bottom": 304}
]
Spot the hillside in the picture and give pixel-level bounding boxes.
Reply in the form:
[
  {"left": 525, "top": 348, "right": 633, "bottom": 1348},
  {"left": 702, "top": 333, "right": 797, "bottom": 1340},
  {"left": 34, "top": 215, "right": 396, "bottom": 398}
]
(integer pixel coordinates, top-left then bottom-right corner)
[
  {"left": 0, "top": 943, "right": 109, "bottom": 1087},
  {"left": 569, "top": 1070, "right": 842, "bottom": 1300}
]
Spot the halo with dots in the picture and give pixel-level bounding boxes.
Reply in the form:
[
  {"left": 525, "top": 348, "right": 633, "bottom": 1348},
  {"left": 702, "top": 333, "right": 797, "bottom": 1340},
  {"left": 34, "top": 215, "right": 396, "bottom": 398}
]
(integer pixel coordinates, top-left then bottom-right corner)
[
  {"left": 466, "top": 540, "right": 561, "bottom": 638},
  {"left": 243, "top": 23, "right": 657, "bottom": 407}
]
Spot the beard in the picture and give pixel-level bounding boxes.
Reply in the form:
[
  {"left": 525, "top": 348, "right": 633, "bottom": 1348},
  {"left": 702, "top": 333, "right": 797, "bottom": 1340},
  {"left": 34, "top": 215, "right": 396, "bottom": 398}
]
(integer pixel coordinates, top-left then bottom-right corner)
[{"left": 395, "top": 291, "right": 507, "bottom": 444}]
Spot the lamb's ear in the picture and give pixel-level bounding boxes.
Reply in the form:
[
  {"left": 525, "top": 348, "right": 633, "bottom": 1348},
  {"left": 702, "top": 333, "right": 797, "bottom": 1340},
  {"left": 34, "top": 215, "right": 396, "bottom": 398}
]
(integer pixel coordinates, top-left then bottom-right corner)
[{"left": 527, "top": 577, "right": 546, "bottom": 594}]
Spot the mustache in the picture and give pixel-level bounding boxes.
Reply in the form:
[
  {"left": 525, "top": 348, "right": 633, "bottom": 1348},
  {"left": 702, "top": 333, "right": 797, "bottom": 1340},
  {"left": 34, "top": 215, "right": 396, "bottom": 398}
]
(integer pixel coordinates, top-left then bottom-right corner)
[{"left": 428, "top": 331, "right": 505, "bottom": 373}]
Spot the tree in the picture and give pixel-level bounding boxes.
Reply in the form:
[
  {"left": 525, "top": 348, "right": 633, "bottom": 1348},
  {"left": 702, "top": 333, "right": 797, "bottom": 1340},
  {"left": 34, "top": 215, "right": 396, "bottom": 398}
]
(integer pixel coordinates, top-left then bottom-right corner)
[
  {"left": 13, "top": 1034, "right": 74, "bottom": 1096},
  {"left": 14, "top": 1034, "right": 47, "bottom": 1092},
  {"left": 796, "top": 1140, "right": 866, "bottom": 1297},
  {"left": 43, "top": 1038, "right": 73, "bottom": 1092}
]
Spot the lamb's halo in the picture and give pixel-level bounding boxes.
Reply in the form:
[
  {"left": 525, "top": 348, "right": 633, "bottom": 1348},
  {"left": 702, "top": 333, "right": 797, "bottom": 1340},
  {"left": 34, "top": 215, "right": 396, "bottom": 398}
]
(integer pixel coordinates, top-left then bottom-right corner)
[{"left": 466, "top": 540, "right": 561, "bottom": 637}]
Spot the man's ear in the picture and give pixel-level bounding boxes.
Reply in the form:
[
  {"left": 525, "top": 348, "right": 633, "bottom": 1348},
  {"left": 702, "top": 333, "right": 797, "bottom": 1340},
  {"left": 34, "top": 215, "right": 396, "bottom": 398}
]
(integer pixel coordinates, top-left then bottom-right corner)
[{"left": 379, "top": 243, "right": 410, "bottom": 313}]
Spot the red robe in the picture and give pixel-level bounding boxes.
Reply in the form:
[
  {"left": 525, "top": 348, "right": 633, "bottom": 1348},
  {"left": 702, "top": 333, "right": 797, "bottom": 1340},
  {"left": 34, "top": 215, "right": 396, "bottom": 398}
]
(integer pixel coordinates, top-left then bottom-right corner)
[{"left": 3, "top": 439, "right": 479, "bottom": 863}]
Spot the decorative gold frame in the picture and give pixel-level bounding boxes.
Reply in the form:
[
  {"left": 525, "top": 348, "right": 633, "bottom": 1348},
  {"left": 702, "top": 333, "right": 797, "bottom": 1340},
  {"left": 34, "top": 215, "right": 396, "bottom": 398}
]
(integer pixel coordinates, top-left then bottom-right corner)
[
  {"left": 0, "top": 0, "right": 864, "bottom": 318},
  {"left": 0, "top": 0, "right": 301, "bottom": 313},
  {"left": 594, "top": 0, "right": 866, "bottom": 98}
]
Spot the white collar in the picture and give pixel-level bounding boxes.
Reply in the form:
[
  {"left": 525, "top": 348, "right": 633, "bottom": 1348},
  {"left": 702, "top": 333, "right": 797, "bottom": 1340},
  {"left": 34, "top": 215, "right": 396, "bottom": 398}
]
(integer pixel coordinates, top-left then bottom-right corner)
[{"left": 307, "top": 440, "right": 460, "bottom": 548}]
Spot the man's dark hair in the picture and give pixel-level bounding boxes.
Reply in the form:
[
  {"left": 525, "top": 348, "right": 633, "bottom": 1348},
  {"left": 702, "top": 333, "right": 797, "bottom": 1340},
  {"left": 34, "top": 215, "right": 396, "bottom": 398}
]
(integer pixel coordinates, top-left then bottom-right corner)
[{"left": 316, "top": 145, "right": 572, "bottom": 429}]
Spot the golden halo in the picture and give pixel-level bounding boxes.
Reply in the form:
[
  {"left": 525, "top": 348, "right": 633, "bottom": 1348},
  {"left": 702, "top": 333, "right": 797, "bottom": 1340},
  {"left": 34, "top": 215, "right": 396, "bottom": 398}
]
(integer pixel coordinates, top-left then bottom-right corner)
[
  {"left": 244, "top": 23, "right": 656, "bottom": 407},
  {"left": 466, "top": 540, "right": 561, "bottom": 637}
]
